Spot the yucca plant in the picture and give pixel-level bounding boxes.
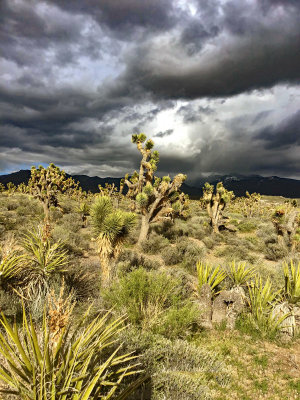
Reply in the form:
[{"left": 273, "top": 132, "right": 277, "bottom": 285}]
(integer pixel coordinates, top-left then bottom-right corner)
[
  {"left": 0, "top": 251, "right": 24, "bottom": 287},
  {"left": 283, "top": 260, "right": 300, "bottom": 304},
  {"left": 0, "top": 303, "right": 144, "bottom": 399},
  {"left": 22, "top": 227, "right": 68, "bottom": 278},
  {"left": 247, "top": 276, "right": 288, "bottom": 335},
  {"left": 227, "top": 261, "right": 256, "bottom": 287},
  {"left": 196, "top": 261, "right": 226, "bottom": 295},
  {"left": 90, "top": 196, "right": 136, "bottom": 287}
]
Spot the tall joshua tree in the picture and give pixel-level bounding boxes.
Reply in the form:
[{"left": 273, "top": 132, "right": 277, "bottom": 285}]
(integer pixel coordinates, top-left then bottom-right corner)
[
  {"left": 90, "top": 196, "right": 136, "bottom": 287},
  {"left": 202, "top": 182, "right": 234, "bottom": 233},
  {"left": 123, "top": 133, "right": 189, "bottom": 244},
  {"left": 28, "top": 164, "right": 77, "bottom": 236}
]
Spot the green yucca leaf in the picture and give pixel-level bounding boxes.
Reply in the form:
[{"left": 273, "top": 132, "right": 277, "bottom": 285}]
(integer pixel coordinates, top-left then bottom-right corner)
[
  {"left": 0, "top": 306, "right": 142, "bottom": 400},
  {"left": 227, "top": 261, "right": 256, "bottom": 287},
  {"left": 283, "top": 260, "right": 300, "bottom": 304},
  {"left": 197, "top": 262, "right": 227, "bottom": 294}
]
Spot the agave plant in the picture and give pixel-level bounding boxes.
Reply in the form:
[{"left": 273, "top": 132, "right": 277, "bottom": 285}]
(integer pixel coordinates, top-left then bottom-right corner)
[
  {"left": 90, "top": 196, "right": 136, "bottom": 287},
  {"left": 283, "top": 260, "right": 300, "bottom": 304},
  {"left": 0, "top": 304, "right": 144, "bottom": 399},
  {"left": 227, "top": 261, "right": 256, "bottom": 287},
  {"left": 196, "top": 261, "right": 227, "bottom": 295},
  {"left": 247, "top": 276, "right": 288, "bottom": 335}
]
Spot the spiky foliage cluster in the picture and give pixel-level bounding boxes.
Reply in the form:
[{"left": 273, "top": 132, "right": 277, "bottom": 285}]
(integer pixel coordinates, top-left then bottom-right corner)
[
  {"left": 0, "top": 305, "right": 142, "bottom": 400},
  {"left": 247, "top": 276, "right": 287, "bottom": 335},
  {"left": 90, "top": 196, "right": 136, "bottom": 286},
  {"left": 0, "top": 183, "right": 5, "bottom": 192},
  {"left": 227, "top": 261, "right": 256, "bottom": 287},
  {"left": 0, "top": 251, "right": 23, "bottom": 287},
  {"left": 196, "top": 262, "right": 226, "bottom": 295},
  {"left": 202, "top": 182, "right": 234, "bottom": 233},
  {"left": 283, "top": 261, "right": 300, "bottom": 304},
  {"left": 123, "top": 134, "right": 189, "bottom": 243},
  {"left": 21, "top": 227, "right": 68, "bottom": 296},
  {"left": 28, "top": 164, "right": 78, "bottom": 230}
]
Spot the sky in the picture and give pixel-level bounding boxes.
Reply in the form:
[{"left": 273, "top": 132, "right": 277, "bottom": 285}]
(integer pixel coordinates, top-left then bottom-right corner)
[{"left": 0, "top": 0, "right": 299, "bottom": 183}]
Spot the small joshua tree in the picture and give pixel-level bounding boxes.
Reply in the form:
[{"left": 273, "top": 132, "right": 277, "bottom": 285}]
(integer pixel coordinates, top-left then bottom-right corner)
[
  {"left": 17, "top": 182, "right": 29, "bottom": 194},
  {"left": 6, "top": 182, "right": 16, "bottom": 195},
  {"left": 202, "top": 182, "right": 234, "bottom": 233},
  {"left": 0, "top": 183, "right": 5, "bottom": 192},
  {"left": 123, "top": 133, "right": 189, "bottom": 244},
  {"left": 90, "top": 195, "right": 136, "bottom": 287},
  {"left": 272, "top": 206, "right": 299, "bottom": 249},
  {"left": 28, "top": 164, "right": 77, "bottom": 235}
]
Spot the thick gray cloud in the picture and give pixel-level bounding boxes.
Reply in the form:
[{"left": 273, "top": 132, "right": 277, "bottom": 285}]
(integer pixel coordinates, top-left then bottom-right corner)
[{"left": 0, "top": 0, "right": 299, "bottom": 179}]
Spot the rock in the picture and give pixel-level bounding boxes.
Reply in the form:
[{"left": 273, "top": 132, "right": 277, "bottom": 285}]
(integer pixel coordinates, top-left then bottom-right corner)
[
  {"left": 272, "top": 302, "right": 295, "bottom": 339},
  {"left": 198, "top": 283, "right": 213, "bottom": 329},
  {"left": 212, "top": 287, "right": 245, "bottom": 329}
]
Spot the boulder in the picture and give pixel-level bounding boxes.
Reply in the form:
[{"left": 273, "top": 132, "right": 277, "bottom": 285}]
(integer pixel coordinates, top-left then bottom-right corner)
[
  {"left": 212, "top": 287, "right": 245, "bottom": 329},
  {"left": 198, "top": 283, "right": 213, "bottom": 329}
]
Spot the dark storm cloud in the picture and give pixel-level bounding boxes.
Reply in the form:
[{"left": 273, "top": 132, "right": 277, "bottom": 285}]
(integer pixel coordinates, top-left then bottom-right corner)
[
  {"left": 0, "top": 0, "right": 300, "bottom": 179},
  {"left": 44, "top": 0, "right": 178, "bottom": 36},
  {"left": 111, "top": 0, "right": 300, "bottom": 100},
  {"left": 255, "top": 111, "right": 300, "bottom": 149}
]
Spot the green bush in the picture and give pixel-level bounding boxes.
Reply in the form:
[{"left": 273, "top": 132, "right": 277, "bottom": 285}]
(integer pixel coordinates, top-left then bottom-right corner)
[
  {"left": 162, "top": 245, "right": 182, "bottom": 265},
  {"left": 141, "top": 233, "right": 169, "bottom": 254},
  {"left": 265, "top": 242, "right": 288, "bottom": 261},
  {"left": 104, "top": 268, "right": 197, "bottom": 337},
  {"left": 118, "top": 249, "right": 160, "bottom": 271},
  {"left": 121, "top": 329, "right": 231, "bottom": 400},
  {"left": 176, "top": 238, "right": 206, "bottom": 272},
  {"left": 202, "top": 236, "right": 215, "bottom": 249},
  {"left": 238, "top": 220, "right": 257, "bottom": 232}
]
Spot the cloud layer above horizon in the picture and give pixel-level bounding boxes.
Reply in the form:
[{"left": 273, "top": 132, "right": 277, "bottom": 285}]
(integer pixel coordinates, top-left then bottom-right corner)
[{"left": 1, "top": 0, "right": 299, "bottom": 182}]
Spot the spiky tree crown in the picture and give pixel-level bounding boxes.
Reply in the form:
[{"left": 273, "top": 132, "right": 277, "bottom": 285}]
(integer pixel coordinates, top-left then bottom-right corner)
[
  {"left": 90, "top": 196, "right": 136, "bottom": 244},
  {"left": 28, "top": 164, "right": 77, "bottom": 206}
]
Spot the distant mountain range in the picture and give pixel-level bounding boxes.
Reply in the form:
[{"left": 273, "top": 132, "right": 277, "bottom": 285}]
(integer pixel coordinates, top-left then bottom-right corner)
[{"left": 0, "top": 170, "right": 300, "bottom": 198}]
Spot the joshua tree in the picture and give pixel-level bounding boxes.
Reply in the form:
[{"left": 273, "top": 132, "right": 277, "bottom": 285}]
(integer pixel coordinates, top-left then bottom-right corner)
[
  {"left": 90, "top": 195, "right": 136, "bottom": 287},
  {"left": 202, "top": 182, "right": 234, "bottom": 233},
  {"left": 28, "top": 164, "right": 77, "bottom": 235},
  {"left": 6, "top": 182, "right": 16, "bottom": 195},
  {"left": 242, "top": 191, "right": 261, "bottom": 218},
  {"left": 17, "top": 182, "right": 28, "bottom": 194},
  {"left": 123, "top": 133, "right": 189, "bottom": 244},
  {"left": 0, "top": 183, "right": 5, "bottom": 192},
  {"left": 272, "top": 206, "right": 299, "bottom": 249}
]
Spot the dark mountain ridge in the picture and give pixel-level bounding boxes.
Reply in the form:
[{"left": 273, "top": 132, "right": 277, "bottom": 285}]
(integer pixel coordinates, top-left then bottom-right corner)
[{"left": 1, "top": 170, "right": 300, "bottom": 198}]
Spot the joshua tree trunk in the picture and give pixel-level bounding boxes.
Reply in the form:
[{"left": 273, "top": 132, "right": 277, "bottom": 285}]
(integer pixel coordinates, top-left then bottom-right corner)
[
  {"left": 138, "top": 215, "right": 150, "bottom": 245},
  {"left": 42, "top": 201, "right": 51, "bottom": 240}
]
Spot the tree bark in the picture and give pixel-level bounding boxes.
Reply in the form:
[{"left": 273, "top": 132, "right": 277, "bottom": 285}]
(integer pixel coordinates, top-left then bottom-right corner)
[{"left": 138, "top": 215, "right": 150, "bottom": 245}]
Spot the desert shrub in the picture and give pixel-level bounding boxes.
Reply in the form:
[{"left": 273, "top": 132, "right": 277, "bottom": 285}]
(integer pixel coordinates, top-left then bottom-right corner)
[
  {"left": 154, "top": 219, "right": 190, "bottom": 242},
  {"left": 176, "top": 239, "right": 206, "bottom": 272},
  {"left": 265, "top": 242, "right": 288, "bottom": 261},
  {"left": 257, "top": 222, "right": 276, "bottom": 241},
  {"left": 52, "top": 224, "right": 90, "bottom": 255},
  {"left": 238, "top": 219, "right": 257, "bottom": 232},
  {"left": 162, "top": 245, "right": 182, "bottom": 265},
  {"left": 104, "top": 268, "right": 197, "bottom": 337},
  {"left": 6, "top": 201, "right": 18, "bottom": 211},
  {"left": 202, "top": 236, "right": 215, "bottom": 249},
  {"left": 57, "top": 212, "right": 83, "bottom": 233},
  {"left": 118, "top": 249, "right": 160, "bottom": 272},
  {"left": 141, "top": 233, "right": 169, "bottom": 254},
  {"left": 64, "top": 260, "right": 100, "bottom": 301},
  {"left": 121, "top": 329, "right": 231, "bottom": 400},
  {"left": 216, "top": 245, "right": 258, "bottom": 264}
]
